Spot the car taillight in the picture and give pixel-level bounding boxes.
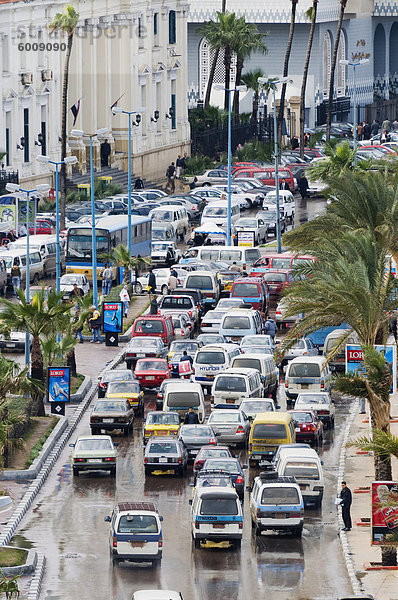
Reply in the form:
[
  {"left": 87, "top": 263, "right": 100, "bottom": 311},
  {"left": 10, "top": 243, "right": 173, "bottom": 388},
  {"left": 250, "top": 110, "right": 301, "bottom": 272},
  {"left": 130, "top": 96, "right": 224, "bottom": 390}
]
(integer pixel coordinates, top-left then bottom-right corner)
[
  {"left": 74, "top": 458, "right": 84, "bottom": 462},
  {"left": 178, "top": 457, "right": 182, "bottom": 463},
  {"left": 188, "top": 310, "right": 192, "bottom": 317},
  {"left": 236, "top": 425, "right": 244, "bottom": 434},
  {"left": 309, "top": 425, "right": 315, "bottom": 431},
  {"left": 195, "top": 521, "right": 200, "bottom": 529},
  {"left": 209, "top": 438, "right": 216, "bottom": 445},
  {"left": 103, "top": 457, "right": 116, "bottom": 462},
  {"left": 157, "top": 392, "right": 162, "bottom": 399},
  {"left": 144, "top": 457, "right": 148, "bottom": 463},
  {"left": 235, "top": 476, "right": 243, "bottom": 484},
  {"left": 90, "top": 417, "right": 99, "bottom": 423},
  {"left": 256, "top": 508, "right": 261, "bottom": 517},
  {"left": 285, "top": 380, "right": 288, "bottom": 388},
  {"left": 158, "top": 538, "right": 163, "bottom": 548},
  {"left": 113, "top": 537, "right": 117, "bottom": 548},
  {"left": 99, "top": 382, "right": 106, "bottom": 389},
  {"left": 321, "top": 381, "right": 325, "bottom": 389},
  {"left": 146, "top": 430, "right": 153, "bottom": 436}
]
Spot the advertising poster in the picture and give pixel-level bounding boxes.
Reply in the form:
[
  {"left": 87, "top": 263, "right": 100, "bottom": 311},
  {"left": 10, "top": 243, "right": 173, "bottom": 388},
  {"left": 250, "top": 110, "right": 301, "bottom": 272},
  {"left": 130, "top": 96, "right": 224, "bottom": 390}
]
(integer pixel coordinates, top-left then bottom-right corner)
[
  {"left": 237, "top": 231, "right": 254, "bottom": 247},
  {"left": 103, "top": 301, "right": 123, "bottom": 333},
  {"left": 0, "top": 205, "right": 15, "bottom": 228},
  {"left": 371, "top": 481, "right": 398, "bottom": 546},
  {"left": 345, "top": 344, "right": 396, "bottom": 394},
  {"left": 47, "top": 367, "right": 71, "bottom": 402},
  {"left": 17, "top": 197, "right": 37, "bottom": 226}
]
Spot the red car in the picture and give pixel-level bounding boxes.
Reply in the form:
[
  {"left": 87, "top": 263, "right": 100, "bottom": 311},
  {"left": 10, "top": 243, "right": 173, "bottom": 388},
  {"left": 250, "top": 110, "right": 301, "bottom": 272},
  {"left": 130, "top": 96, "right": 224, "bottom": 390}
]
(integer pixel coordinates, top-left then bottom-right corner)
[
  {"left": 134, "top": 358, "right": 171, "bottom": 388},
  {"left": 251, "top": 268, "right": 293, "bottom": 305},
  {"left": 29, "top": 219, "right": 54, "bottom": 235},
  {"left": 288, "top": 409, "right": 323, "bottom": 445},
  {"left": 193, "top": 445, "right": 233, "bottom": 472}
]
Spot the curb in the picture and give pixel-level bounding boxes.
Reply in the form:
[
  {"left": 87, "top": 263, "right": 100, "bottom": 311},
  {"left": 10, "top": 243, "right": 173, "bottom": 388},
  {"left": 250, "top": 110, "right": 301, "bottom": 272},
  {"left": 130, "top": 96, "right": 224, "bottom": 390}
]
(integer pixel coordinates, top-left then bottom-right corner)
[
  {"left": 70, "top": 375, "right": 92, "bottom": 403},
  {"left": 337, "top": 397, "right": 363, "bottom": 595},
  {"left": 0, "top": 548, "right": 37, "bottom": 576},
  {"left": 26, "top": 553, "right": 45, "bottom": 600}
]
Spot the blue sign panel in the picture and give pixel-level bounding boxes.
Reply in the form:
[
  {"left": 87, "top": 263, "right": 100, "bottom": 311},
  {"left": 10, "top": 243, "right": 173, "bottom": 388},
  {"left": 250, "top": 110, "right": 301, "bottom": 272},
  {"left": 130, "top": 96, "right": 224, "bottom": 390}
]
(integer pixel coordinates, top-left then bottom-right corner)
[
  {"left": 48, "top": 366, "right": 71, "bottom": 402},
  {"left": 103, "top": 301, "right": 123, "bottom": 333},
  {"left": 346, "top": 344, "right": 396, "bottom": 394}
]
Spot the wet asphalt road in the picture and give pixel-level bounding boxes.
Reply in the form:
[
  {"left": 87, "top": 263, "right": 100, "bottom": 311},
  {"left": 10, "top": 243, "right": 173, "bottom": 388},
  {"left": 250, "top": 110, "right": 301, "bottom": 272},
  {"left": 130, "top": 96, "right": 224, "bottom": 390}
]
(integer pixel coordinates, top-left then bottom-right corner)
[{"left": 7, "top": 194, "right": 354, "bottom": 600}]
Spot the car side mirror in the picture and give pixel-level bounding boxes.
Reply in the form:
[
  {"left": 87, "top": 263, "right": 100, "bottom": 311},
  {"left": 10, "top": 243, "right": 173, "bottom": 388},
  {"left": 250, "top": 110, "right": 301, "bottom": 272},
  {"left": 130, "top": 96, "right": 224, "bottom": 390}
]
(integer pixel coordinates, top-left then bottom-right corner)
[
  {"left": 215, "top": 432, "right": 221, "bottom": 437},
  {"left": 189, "top": 499, "right": 193, "bottom": 505},
  {"left": 69, "top": 443, "right": 75, "bottom": 447},
  {"left": 246, "top": 485, "right": 252, "bottom": 492},
  {"left": 242, "top": 464, "right": 248, "bottom": 469},
  {"left": 321, "top": 460, "right": 324, "bottom": 466},
  {"left": 104, "top": 516, "right": 111, "bottom": 522},
  {"left": 113, "top": 443, "right": 119, "bottom": 447},
  {"left": 189, "top": 482, "right": 194, "bottom": 487},
  {"left": 159, "top": 515, "right": 164, "bottom": 521}
]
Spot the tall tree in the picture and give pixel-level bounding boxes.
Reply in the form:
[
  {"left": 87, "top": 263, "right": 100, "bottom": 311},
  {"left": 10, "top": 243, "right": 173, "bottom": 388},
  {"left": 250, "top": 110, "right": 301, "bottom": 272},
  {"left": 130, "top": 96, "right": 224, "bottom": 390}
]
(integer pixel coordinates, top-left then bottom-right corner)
[
  {"left": 326, "top": 0, "right": 348, "bottom": 141},
  {"left": 49, "top": 4, "right": 79, "bottom": 230},
  {"left": 277, "top": 0, "right": 298, "bottom": 149},
  {"left": 299, "top": 1, "right": 318, "bottom": 157},
  {"left": 204, "top": 0, "right": 227, "bottom": 108},
  {"left": 241, "top": 70, "right": 265, "bottom": 122}
]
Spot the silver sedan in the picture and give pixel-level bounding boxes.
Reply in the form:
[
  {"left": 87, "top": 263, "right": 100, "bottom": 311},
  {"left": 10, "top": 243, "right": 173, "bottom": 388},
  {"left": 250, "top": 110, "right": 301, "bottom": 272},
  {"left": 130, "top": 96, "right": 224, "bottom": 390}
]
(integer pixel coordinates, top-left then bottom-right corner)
[{"left": 206, "top": 410, "right": 251, "bottom": 447}]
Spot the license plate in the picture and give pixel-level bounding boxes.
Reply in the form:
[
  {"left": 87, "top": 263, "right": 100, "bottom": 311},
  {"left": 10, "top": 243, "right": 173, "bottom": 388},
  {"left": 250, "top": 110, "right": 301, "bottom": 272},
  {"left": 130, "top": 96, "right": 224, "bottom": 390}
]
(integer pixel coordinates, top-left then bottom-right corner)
[
  {"left": 295, "top": 427, "right": 300, "bottom": 432},
  {"left": 190, "top": 450, "right": 199, "bottom": 455},
  {"left": 206, "top": 375, "right": 213, "bottom": 379},
  {"left": 130, "top": 541, "right": 146, "bottom": 548},
  {"left": 300, "top": 484, "right": 308, "bottom": 490},
  {"left": 159, "top": 457, "right": 168, "bottom": 463},
  {"left": 103, "top": 418, "right": 114, "bottom": 423},
  {"left": 225, "top": 398, "right": 235, "bottom": 404},
  {"left": 136, "top": 353, "right": 145, "bottom": 357},
  {"left": 301, "top": 384, "right": 309, "bottom": 389},
  {"left": 87, "top": 459, "right": 100, "bottom": 463},
  {"left": 278, "top": 513, "right": 287, "bottom": 519},
  {"left": 5, "top": 343, "right": 15, "bottom": 348},
  {"left": 146, "top": 376, "right": 155, "bottom": 380},
  {"left": 213, "top": 523, "right": 225, "bottom": 529}
]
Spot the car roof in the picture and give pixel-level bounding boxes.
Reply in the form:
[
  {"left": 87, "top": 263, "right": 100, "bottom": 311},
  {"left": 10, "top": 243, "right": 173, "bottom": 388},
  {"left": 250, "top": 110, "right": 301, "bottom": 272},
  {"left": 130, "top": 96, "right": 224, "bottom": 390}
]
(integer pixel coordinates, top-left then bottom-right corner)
[
  {"left": 233, "top": 353, "right": 274, "bottom": 363},
  {"left": 289, "top": 356, "right": 327, "bottom": 364},
  {"left": 252, "top": 412, "right": 292, "bottom": 423},
  {"left": 116, "top": 502, "right": 158, "bottom": 513},
  {"left": 296, "top": 391, "right": 330, "bottom": 397},
  {"left": 147, "top": 436, "right": 179, "bottom": 442},
  {"left": 165, "top": 381, "right": 202, "bottom": 391},
  {"left": 214, "top": 367, "right": 258, "bottom": 377},
  {"left": 132, "top": 592, "right": 182, "bottom": 600},
  {"left": 196, "top": 486, "right": 239, "bottom": 498},
  {"left": 197, "top": 343, "right": 239, "bottom": 350}
]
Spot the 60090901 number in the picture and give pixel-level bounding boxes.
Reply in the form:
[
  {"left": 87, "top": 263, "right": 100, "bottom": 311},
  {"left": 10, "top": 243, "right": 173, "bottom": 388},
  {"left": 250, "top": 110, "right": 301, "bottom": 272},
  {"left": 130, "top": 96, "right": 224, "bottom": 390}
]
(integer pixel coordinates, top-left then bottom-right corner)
[{"left": 18, "top": 42, "right": 66, "bottom": 51}]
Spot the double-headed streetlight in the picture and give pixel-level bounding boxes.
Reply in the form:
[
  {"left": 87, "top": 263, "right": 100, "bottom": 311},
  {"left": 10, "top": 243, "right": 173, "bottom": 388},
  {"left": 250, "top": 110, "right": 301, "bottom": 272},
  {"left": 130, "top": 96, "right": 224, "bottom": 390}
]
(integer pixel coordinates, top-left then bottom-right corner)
[
  {"left": 6, "top": 182, "right": 51, "bottom": 370},
  {"left": 70, "top": 128, "right": 109, "bottom": 308},
  {"left": 339, "top": 58, "right": 370, "bottom": 166},
  {"left": 258, "top": 76, "right": 292, "bottom": 253},
  {"left": 111, "top": 107, "right": 142, "bottom": 268},
  {"left": 36, "top": 154, "right": 78, "bottom": 293},
  {"left": 214, "top": 84, "right": 247, "bottom": 246}
]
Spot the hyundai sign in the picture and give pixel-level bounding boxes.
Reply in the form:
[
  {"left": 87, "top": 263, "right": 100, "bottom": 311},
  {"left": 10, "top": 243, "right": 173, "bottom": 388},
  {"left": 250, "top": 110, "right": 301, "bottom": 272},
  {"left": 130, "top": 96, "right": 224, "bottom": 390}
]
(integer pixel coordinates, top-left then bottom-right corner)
[{"left": 345, "top": 344, "right": 396, "bottom": 394}]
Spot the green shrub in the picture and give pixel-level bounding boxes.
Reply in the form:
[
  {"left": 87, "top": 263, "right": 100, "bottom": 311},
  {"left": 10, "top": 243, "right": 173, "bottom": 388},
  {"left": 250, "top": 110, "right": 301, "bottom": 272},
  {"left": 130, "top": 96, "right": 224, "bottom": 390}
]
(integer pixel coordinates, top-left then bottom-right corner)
[{"left": 184, "top": 155, "right": 216, "bottom": 176}]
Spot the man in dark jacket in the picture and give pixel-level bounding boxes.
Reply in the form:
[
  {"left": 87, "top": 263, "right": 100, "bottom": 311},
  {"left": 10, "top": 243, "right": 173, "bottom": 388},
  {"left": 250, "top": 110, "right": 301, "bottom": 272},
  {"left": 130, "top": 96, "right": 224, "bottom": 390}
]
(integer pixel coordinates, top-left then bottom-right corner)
[
  {"left": 150, "top": 295, "right": 158, "bottom": 315},
  {"left": 339, "top": 481, "right": 352, "bottom": 531},
  {"left": 100, "top": 139, "right": 111, "bottom": 167},
  {"left": 264, "top": 316, "right": 278, "bottom": 341},
  {"left": 184, "top": 407, "right": 199, "bottom": 425},
  {"left": 148, "top": 268, "right": 156, "bottom": 294},
  {"left": 298, "top": 174, "right": 309, "bottom": 199},
  {"left": 180, "top": 350, "right": 193, "bottom": 366}
]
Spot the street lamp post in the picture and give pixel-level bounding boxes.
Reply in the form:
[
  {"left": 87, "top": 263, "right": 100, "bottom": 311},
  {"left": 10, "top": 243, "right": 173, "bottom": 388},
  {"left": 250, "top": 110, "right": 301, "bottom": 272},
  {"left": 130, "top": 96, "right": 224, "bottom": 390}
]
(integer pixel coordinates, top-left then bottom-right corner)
[
  {"left": 214, "top": 84, "right": 246, "bottom": 246},
  {"left": 258, "top": 76, "right": 292, "bottom": 254},
  {"left": 339, "top": 59, "right": 369, "bottom": 167},
  {"left": 36, "top": 155, "right": 78, "bottom": 293},
  {"left": 6, "top": 182, "right": 51, "bottom": 370},
  {"left": 70, "top": 128, "right": 108, "bottom": 308},
  {"left": 111, "top": 107, "right": 142, "bottom": 267}
]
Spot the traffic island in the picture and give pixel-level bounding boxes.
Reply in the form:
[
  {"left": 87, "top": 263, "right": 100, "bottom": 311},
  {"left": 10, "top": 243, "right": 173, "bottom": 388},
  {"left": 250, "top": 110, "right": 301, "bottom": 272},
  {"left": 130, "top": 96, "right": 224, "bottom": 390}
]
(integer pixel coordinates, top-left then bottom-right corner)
[{"left": 0, "top": 546, "right": 37, "bottom": 576}]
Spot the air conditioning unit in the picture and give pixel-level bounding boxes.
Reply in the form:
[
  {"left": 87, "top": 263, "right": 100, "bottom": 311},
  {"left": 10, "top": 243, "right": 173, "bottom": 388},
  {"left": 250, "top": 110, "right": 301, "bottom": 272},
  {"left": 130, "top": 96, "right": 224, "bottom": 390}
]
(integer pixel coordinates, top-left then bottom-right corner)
[
  {"left": 21, "top": 72, "right": 33, "bottom": 85},
  {"left": 41, "top": 69, "right": 53, "bottom": 81}
]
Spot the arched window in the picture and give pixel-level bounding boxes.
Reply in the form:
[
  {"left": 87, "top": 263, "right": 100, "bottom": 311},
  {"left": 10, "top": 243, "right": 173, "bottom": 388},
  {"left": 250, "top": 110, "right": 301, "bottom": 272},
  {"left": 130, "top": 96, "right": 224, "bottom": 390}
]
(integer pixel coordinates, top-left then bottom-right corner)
[
  {"left": 199, "top": 38, "right": 236, "bottom": 100},
  {"left": 323, "top": 31, "right": 332, "bottom": 98},
  {"left": 337, "top": 30, "right": 346, "bottom": 96}
]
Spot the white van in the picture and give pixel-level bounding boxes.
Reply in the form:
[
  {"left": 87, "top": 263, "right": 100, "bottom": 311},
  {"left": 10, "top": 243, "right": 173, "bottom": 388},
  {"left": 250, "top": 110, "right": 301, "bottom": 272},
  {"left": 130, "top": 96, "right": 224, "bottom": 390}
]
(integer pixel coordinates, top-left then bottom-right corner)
[
  {"left": 191, "top": 486, "right": 243, "bottom": 548},
  {"left": 163, "top": 381, "right": 205, "bottom": 423},
  {"left": 230, "top": 353, "right": 278, "bottom": 399},
  {"left": 182, "top": 246, "right": 261, "bottom": 271},
  {"left": 274, "top": 446, "right": 324, "bottom": 508},
  {"left": 323, "top": 328, "right": 360, "bottom": 372},
  {"left": 285, "top": 356, "right": 332, "bottom": 400},
  {"left": 183, "top": 270, "right": 220, "bottom": 308},
  {"left": 200, "top": 199, "right": 240, "bottom": 230},
  {"left": 193, "top": 343, "right": 241, "bottom": 389},
  {"left": 152, "top": 222, "right": 177, "bottom": 243},
  {"left": 1, "top": 249, "right": 43, "bottom": 286},
  {"left": 9, "top": 235, "right": 64, "bottom": 277},
  {"left": 150, "top": 205, "right": 189, "bottom": 241},
  {"left": 211, "top": 367, "right": 263, "bottom": 408},
  {"left": 263, "top": 190, "right": 295, "bottom": 223},
  {"left": 219, "top": 308, "right": 262, "bottom": 342}
]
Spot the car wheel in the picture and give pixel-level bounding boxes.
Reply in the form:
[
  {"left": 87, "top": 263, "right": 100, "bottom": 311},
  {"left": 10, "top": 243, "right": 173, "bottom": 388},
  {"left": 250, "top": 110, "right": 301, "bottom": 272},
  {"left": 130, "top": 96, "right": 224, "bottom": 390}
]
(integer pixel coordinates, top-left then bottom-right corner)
[
  {"left": 152, "top": 558, "right": 161, "bottom": 568},
  {"left": 234, "top": 539, "right": 242, "bottom": 549},
  {"left": 144, "top": 466, "right": 151, "bottom": 476},
  {"left": 110, "top": 467, "right": 116, "bottom": 478},
  {"left": 194, "top": 537, "right": 201, "bottom": 549},
  {"left": 292, "top": 524, "right": 303, "bottom": 537},
  {"left": 73, "top": 467, "right": 79, "bottom": 477},
  {"left": 33, "top": 273, "right": 40, "bottom": 284},
  {"left": 91, "top": 427, "right": 99, "bottom": 435},
  {"left": 123, "top": 426, "right": 129, "bottom": 437},
  {"left": 161, "top": 285, "right": 168, "bottom": 296},
  {"left": 134, "top": 282, "right": 143, "bottom": 294}
]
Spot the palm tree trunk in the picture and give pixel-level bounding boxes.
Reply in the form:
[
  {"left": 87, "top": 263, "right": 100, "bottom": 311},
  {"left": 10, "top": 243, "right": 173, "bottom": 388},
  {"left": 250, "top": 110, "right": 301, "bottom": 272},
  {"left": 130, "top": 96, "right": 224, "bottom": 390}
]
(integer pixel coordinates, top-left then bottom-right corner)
[
  {"left": 60, "top": 33, "right": 74, "bottom": 231},
  {"left": 204, "top": 48, "right": 220, "bottom": 109},
  {"left": 277, "top": 0, "right": 298, "bottom": 151},
  {"left": 326, "top": 0, "right": 347, "bottom": 141},
  {"left": 67, "top": 349, "right": 77, "bottom": 378},
  {"left": 30, "top": 336, "right": 45, "bottom": 417},
  {"left": 224, "top": 44, "right": 232, "bottom": 111},
  {"left": 300, "top": 2, "right": 318, "bottom": 158},
  {"left": 252, "top": 90, "right": 259, "bottom": 122},
  {"left": 232, "top": 56, "right": 244, "bottom": 123}
]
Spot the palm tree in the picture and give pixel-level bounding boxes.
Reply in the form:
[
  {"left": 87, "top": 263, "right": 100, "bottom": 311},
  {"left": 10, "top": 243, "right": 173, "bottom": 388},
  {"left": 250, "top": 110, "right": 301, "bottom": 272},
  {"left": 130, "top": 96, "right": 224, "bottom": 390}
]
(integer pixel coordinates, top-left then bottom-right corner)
[
  {"left": 277, "top": 0, "right": 298, "bottom": 149},
  {"left": 0, "top": 289, "right": 72, "bottom": 416},
  {"left": 204, "top": 0, "right": 227, "bottom": 108},
  {"left": 348, "top": 429, "right": 398, "bottom": 460},
  {"left": 304, "top": 140, "right": 371, "bottom": 183},
  {"left": 299, "top": 1, "right": 318, "bottom": 158},
  {"left": 0, "top": 570, "right": 19, "bottom": 598},
  {"left": 49, "top": 4, "right": 79, "bottom": 230},
  {"left": 241, "top": 70, "right": 265, "bottom": 122},
  {"left": 232, "top": 26, "right": 267, "bottom": 122},
  {"left": 107, "top": 244, "right": 151, "bottom": 286},
  {"left": 326, "top": 0, "right": 348, "bottom": 141}
]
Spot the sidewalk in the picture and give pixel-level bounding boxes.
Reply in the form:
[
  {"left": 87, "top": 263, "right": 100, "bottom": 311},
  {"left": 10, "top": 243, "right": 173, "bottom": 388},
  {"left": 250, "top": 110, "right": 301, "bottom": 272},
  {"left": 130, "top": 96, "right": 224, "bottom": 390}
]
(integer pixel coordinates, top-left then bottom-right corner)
[{"left": 343, "top": 393, "right": 398, "bottom": 599}]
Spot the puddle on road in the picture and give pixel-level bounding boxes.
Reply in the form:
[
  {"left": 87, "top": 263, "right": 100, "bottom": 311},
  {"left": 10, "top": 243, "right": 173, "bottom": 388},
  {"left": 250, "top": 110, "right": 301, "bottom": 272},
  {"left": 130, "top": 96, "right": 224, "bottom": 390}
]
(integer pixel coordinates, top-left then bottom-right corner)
[{"left": 9, "top": 533, "right": 34, "bottom": 549}]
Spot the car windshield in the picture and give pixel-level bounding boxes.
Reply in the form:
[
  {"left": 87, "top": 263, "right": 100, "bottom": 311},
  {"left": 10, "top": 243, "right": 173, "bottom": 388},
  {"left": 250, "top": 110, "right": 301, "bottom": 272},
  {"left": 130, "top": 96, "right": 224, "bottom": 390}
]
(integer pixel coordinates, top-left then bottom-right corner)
[
  {"left": 262, "top": 273, "right": 287, "bottom": 282},
  {"left": 291, "top": 412, "right": 313, "bottom": 422},
  {"left": 134, "top": 319, "right": 164, "bottom": 334},
  {"left": 261, "top": 212, "right": 277, "bottom": 222},
  {"left": 243, "top": 336, "right": 271, "bottom": 347},
  {"left": 200, "top": 498, "right": 238, "bottom": 516},
  {"left": 209, "top": 413, "right": 240, "bottom": 423},
  {"left": 271, "top": 258, "right": 292, "bottom": 269},
  {"left": 107, "top": 382, "right": 140, "bottom": 394},
  {"left": 186, "top": 275, "right": 213, "bottom": 289},
  {"left": 130, "top": 338, "right": 159, "bottom": 349},
  {"left": 292, "top": 340, "right": 305, "bottom": 349},
  {"left": 151, "top": 243, "right": 170, "bottom": 251},
  {"left": 197, "top": 475, "right": 233, "bottom": 488},
  {"left": 94, "top": 401, "right": 127, "bottom": 412},
  {"left": 148, "top": 442, "right": 178, "bottom": 454},
  {"left": 61, "top": 275, "right": 82, "bottom": 284},
  {"left": 75, "top": 438, "right": 113, "bottom": 451},
  {"left": 182, "top": 426, "right": 212, "bottom": 437},
  {"left": 173, "top": 319, "right": 182, "bottom": 328},
  {"left": 196, "top": 351, "right": 225, "bottom": 365},
  {"left": 198, "top": 448, "right": 230, "bottom": 459},
  {"left": 297, "top": 394, "right": 328, "bottom": 404},
  {"left": 103, "top": 371, "right": 133, "bottom": 383},
  {"left": 284, "top": 462, "right": 320, "bottom": 480},
  {"left": 152, "top": 210, "right": 174, "bottom": 221},
  {"left": 137, "top": 360, "right": 166, "bottom": 371},
  {"left": 167, "top": 392, "right": 200, "bottom": 408},
  {"left": 118, "top": 515, "right": 158, "bottom": 534},
  {"left": 215, "top": 376, "right": 246, "bottom": 392},
  {"left": 289, "top": 364, "right": 321, "bottom": 377},
  {"left": 260, "top": 487, "right": 300, "bottom": 505},
  {"left": 170, "top": 341, "right": 198, "bottom": 353},
  {"left": 219, "top": 250, "right": 241, "bottom": 262},
  {"left": 232, "top": 283, "right": 260, "bottom": 298},
  {"left": 222, "top": 316, "right": 250, "bottom": 330},
  {"left": 237, "top": 219, "right": 257, "bottom": 228},
  {"left": 253, "top": 424, "right": 287, "bottom": 439},
  {"left": 162, "top": 297, "right": 192, "bottom": 309},
  {"left": 197, "top": 335, "right": 224, "bottom": 345},
  {"left": 247, "top": 347, "right": 273, "bottom": 355},
  {"left": 146, "top": 413, "right": 180, "bottom": 425},
  {"left": 241, "top": 401, "right": 273, "bottom": 412},
  {"left": 204, "top": 207, "right": 227, "bottom": 217},
  {"left": 203, "top": 460, "right": 238, "bottom": 473}
]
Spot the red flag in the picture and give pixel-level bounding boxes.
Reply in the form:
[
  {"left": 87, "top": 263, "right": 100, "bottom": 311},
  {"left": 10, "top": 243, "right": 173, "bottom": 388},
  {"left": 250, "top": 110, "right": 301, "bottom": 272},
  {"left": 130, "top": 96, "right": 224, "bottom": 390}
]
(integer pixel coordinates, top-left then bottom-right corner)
[{"left": 111, "top": 93, "right": 125, "bottom": 111}]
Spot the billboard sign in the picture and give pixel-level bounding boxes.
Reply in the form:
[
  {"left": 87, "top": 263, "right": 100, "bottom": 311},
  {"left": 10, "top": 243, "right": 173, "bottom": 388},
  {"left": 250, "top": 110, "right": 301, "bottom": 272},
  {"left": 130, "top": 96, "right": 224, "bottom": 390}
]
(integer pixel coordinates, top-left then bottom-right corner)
[
  {"left": 237, "top": 231, "right": 254, "bottom": 247},
  {"left": 47, "top": 366, "right": 71, "bottom": 403},
  {"left": 371, "top": 481, "right": 398, "bottom": 546},
  {"left": 103, "top": 301, "right": 123, "bottom": 333},
  {"left": 0, "top": 205, "right": 15, "bottom": 228},
  {"left": 345, "top": 344, "right": 396, "bottom": 394}
]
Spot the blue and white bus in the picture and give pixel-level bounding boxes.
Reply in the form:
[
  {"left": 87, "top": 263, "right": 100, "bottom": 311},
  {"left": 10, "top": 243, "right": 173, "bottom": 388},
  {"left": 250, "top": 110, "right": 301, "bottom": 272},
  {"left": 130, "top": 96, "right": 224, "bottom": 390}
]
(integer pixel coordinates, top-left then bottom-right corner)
[{"left": 65, "top": 214, "right": 151, "bottom": 281}]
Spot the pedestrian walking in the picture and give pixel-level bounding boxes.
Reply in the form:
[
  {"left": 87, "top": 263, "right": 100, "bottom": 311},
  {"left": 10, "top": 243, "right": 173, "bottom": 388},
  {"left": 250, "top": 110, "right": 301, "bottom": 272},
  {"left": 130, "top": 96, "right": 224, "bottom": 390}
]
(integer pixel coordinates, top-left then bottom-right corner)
[
  {"left": 176, "top": 155, "right": 184, "bottom": 178},
  {"left": 101, "top": 263, "right": 113, "bottom": 296},
  {"left": 119, "top": 285, "right": 130, "bottom": 317},
  {"left": 189, "top": 176, "right": 198, "bottom": 190},
  {"left": 382, "top": 118, "right": 392, "bottom": 133},
  {"left": 10, "top": 260, "right": 21, "bottom": 297},
  {"left": 150, "top": 295, "right": 158, "bottom": 315},
  {"left": 264, "top": 316, "right": 278, "bottom": 341},
  {"left": 134, "top": 177, "right": 144, "bottom": 190},
  {"left": 73, "top": 307, "right": 84, "bottom": 343},
  {"left": 339, "top": 481, "right": 352, "bottom": 531},
  {"left": 393, "top": 118, "right": 398, "bottom": 132},
  {"left": 148, "top": 268, "right": 156, "bottom": 294},
  {"left": 371, "top": 119, "right": 379, "bottom": 136},
  {"left": 89, "top": 305, "right": 103, "bottom": 344},
  {"left": 180, "top": 349, "right": 193, "bottom": 366},
  {"left": 184, "top": 406, "right": 199, "bottom": 425},
  {"left": 291, "top": 136, "right": 299, "bottom": 150},
  {"left": 357, "top": 122, "right": 364, "bottom": 141},
  {"left": 167, "top": 270, "right": 178, "bottom": 292},
  {"left": 100, "top": 139, "right": 111, "bottom": 167},
  {"left": 229, "top": 261, "right": 241, "bottom": 273},
  {"left": 363, "top": 121, "right": 371, "bottom": 140},
  {"left": 298, "top": 174, "right": 309, "bottom": 199},
  {"left": 381, "top": 129, "right": 391, "bottom": 143},
  {"left": 166, "top": 162, "right": 176, "bottom": 193},
  {"left": 280, "top": 180, "right": 289, "bottom": 191}
]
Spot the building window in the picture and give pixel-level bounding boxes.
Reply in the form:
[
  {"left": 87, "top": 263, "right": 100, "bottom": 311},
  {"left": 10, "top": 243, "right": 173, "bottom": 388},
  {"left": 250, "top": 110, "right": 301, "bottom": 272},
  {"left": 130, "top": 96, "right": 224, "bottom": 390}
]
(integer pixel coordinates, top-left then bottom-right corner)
[
  {"left": 199, "top": 37, "right": 237, "bottom": 99},
  {"left": 323, "top": 31, "right": 332, "bottom": 98},
  {"left": 24, "top": 108, "right": 29, "bottom": 163},
  {"left": 138, "top": 16, "right": 144, "bottom": 49},
  {"left": 171, "top": 93, "right": 176, "bottom": 129},
  {"left": 141, "top": 83, "right": 147, "bottom": 130},
  {"left": 2, "top": 35, "right": 9, "bottom": 72},
  {"left": 337, "top": 30, "right": 346, "bottom": 96},
  {"left": 154, "top": 13, "right": 158, "bottom": 35},
  {"left": 169, "top": 10, "right": 176, "bottom": 44},
  {"left": 5, "top": 112, "right": 11, "bottom": 166}
]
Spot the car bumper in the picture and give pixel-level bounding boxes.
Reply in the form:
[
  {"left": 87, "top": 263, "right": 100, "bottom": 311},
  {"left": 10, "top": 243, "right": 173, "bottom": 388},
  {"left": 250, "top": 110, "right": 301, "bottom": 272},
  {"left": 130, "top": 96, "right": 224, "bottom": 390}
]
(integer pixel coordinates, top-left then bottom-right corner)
[
  {"left": 0, "top": 341, "right": 25, "bottom": 351},
  {"left": 194, "top": 532, "right": 242, "bottom": 541},
  {"left": 216, "top": 433, "right": 246, "bottom": 444},
  {"left": 257, "top": 517, "right": 302, "bottom": 529},
  {"left": 90, "top": 422, "right": 129, "bottom": 432},
  {"left": 73, "top": 462, "right": 115, "bottom": 471},
  {"left": 145, "top": 462, "right": 182, "bottom": 471},
  {"left": 112, "top": 550, "right": 162, "bottom": 562}
]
